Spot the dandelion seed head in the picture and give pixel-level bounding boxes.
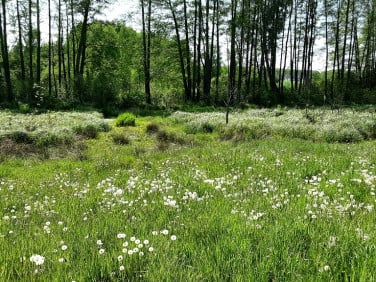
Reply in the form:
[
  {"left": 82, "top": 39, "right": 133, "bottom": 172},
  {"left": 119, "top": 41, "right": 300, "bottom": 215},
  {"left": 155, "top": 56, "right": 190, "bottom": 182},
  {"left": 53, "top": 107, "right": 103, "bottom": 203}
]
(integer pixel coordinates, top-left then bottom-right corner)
[
  {"left": 30, "top": 254, "right": 45, "bottom": 266},
  {"left": 117, "top": 233, "right": 126, "bottom": 239}
]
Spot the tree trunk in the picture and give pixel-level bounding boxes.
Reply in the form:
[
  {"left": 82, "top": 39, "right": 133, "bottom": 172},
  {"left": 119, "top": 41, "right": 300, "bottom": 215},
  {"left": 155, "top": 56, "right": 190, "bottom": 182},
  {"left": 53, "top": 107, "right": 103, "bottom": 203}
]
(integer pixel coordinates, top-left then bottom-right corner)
[
  {"left": 141, "top": 0, "right": 152, "bottom": 104},
  {"left": 16, "top": 0, "right": 26, "bottom": 81},
  {"left": 0, "top": 0, "right": 13, "bottom": 102},
  {"left": 36, "top": 0, "right": 41, "bottom": 84}
]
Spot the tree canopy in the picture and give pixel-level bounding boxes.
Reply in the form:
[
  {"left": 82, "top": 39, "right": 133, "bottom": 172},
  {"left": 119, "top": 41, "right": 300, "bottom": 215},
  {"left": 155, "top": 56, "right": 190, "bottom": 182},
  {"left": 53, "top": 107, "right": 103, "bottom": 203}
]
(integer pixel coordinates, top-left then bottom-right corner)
[{"left": 0, "top": 0, "right": 375, "bottom": 110}]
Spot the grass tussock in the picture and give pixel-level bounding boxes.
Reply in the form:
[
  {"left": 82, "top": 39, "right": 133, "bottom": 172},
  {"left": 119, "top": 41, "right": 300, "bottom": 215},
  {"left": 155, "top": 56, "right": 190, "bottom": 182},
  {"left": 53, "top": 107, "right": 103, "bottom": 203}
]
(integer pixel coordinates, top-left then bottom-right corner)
[
  {"left": 173, "top": 107, "right": 376, "bottom": 143},
  {"left": 146, "top": 122, "right": 160, "bottom": 134},
  {"left": 0, "top": 111, "right": 109, "bottom": 159},
  {"left": 111, "top": 132, "right": 131, "bottom": 145}
]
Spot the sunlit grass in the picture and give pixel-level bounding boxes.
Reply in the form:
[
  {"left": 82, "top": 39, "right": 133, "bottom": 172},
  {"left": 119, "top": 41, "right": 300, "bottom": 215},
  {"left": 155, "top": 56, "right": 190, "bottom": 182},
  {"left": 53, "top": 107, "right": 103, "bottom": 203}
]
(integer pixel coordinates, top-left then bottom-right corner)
[
  {"left": 174, "top": 107, "right": 376, "bottom": 142},
  {"left": 0, "top": 109, "right": 375, "bottom": 281}
]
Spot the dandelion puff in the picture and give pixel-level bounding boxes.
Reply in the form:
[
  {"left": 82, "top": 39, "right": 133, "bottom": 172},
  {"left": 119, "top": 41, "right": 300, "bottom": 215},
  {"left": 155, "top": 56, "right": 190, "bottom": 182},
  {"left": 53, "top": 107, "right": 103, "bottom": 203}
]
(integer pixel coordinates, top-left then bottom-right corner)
[
  {"left": 161, "top": 229, "right": 169, "bottom": 235},
  {"left": 98, "top": 248, "right": 105, "bottom": 255},
  {"left": 170, "top": 235, "right": 177, "bottom": 241},
  {"left": 30, "top": 254, "right": 45, "bottom": 266},
  {"left": 135, "top": 239, "right": 141, "bottom": 244},
  {"left": 119, "top": 265, "right": 125, "bottom": 271},
  {"left": 117, "top": 233, "right": 126, "bottom": 239},
  {"left": 143, "top": 240, "right": 149, "bottom": 245},
  {"left": 130, "top": 236, "right": 136, "bottom": 242},
  {"left": 117, "top": 255, "right": 123, "bottom": 262},
  {"left": 122, "top": 248, "right": 128, "bottom": 253},
  {"left": 122, "top": 241, "right": 129, "bottom": 247},
  {"left": 148, "top": 247, "right": 154, "bottom": 252},
  {"left": 96, "top": 240, "right": 103, "bottom": 246}
]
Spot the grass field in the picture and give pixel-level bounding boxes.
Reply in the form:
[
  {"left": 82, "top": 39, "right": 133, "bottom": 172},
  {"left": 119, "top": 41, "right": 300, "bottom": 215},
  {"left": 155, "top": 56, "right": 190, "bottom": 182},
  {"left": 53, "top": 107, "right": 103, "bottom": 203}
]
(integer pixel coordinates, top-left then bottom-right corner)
[{"left": 0, "top": 108, "right": 375, "bottom": 281}]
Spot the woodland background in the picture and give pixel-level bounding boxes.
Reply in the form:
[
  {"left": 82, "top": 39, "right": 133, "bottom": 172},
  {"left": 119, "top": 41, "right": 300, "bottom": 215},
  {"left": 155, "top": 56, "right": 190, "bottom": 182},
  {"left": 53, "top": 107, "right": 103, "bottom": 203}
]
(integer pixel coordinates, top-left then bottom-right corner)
[{"left": 1, "top": 0, "right": 376, "bottom": 114}]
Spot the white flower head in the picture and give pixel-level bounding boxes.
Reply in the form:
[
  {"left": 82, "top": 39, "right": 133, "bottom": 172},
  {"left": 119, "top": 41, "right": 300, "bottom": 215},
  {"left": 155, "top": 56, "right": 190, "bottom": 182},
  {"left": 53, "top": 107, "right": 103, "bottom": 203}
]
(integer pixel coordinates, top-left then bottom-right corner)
[
  {"left": 30, "top": 254, "right": 45, "bottom": 266},
  {"left": 117, "top": 233, "right": 126, "bottom": 239}
]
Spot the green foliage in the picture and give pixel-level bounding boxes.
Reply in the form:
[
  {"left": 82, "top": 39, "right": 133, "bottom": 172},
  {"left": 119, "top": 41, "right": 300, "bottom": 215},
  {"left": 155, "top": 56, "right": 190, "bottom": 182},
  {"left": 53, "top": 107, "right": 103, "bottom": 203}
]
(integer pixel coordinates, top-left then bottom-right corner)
[
  {"left": 115, "top": 112, "right": 136, "bottom": 127},
  {"left": 18, "top": 103, "right": 32, "bottom": 114}
]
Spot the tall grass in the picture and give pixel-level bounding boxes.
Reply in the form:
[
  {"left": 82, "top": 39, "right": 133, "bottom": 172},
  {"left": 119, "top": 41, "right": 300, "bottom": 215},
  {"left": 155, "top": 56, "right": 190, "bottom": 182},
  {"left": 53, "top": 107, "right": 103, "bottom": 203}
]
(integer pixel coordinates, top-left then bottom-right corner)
[
  {"left": 174, "top": 107, "right": 376, "bottom": 143},
  {"left": 0, "top": 111, "right": 110, "bottom": 148},
  {"left": 0, "top": 109, "right": 375, "bottom": 281}
]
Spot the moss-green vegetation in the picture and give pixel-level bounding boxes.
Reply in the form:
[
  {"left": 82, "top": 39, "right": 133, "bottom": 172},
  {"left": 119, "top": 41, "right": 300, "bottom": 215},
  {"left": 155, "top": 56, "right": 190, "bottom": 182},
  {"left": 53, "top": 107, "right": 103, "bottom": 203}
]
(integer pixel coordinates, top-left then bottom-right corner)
[
  {"left": 115, "top": 112, "right": 137, "bottom": 127},
  {"left": 0, "top": 108, "right": 375, "bottom": 281}
]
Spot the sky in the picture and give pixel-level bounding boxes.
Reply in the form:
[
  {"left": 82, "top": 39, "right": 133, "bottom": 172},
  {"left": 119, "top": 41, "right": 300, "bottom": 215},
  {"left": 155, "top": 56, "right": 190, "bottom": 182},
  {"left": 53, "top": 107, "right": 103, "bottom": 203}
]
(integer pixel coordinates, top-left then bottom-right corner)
[{"left": 99, "top": 1, "right": 139, "bottom": 25}]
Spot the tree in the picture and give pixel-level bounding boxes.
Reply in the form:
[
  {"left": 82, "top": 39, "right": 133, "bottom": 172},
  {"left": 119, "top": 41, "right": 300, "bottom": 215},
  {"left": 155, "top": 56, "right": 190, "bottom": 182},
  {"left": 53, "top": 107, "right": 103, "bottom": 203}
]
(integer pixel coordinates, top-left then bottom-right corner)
[
  {"left": 141, "top": 0, "right": 152, "bottom": 104},
  {"left": 0, "top": 0, "right": 13, "bottom": 102}
]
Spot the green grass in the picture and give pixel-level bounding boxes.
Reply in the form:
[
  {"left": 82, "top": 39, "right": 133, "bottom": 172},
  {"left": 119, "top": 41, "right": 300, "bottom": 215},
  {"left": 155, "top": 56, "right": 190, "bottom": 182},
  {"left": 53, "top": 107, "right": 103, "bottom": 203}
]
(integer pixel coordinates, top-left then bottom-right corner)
[{"left": 0, "top": 108, "right": 375, "bottom": 281}]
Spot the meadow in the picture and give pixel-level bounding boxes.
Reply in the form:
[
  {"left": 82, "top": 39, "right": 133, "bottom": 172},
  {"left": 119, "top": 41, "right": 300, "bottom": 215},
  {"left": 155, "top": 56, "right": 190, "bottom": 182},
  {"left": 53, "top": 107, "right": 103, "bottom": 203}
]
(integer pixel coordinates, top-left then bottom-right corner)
[{"left": 0, "top": 108, "right": 375, "bottom": 281}]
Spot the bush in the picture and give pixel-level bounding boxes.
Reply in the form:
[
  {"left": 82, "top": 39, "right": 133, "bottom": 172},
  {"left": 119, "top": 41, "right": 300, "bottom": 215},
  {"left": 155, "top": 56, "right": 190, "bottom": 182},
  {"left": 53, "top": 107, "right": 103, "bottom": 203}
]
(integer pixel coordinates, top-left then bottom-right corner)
[{"left": 115, "top": 113, "right": 136, "bottom": 127}]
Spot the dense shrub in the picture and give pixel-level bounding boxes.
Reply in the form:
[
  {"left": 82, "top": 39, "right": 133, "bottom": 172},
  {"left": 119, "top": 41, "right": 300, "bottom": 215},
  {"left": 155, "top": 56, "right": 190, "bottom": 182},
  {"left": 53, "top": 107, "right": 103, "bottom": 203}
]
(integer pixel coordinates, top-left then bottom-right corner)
[{"left": 115, "top": 113, "right": 136, "bottom": 127}]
